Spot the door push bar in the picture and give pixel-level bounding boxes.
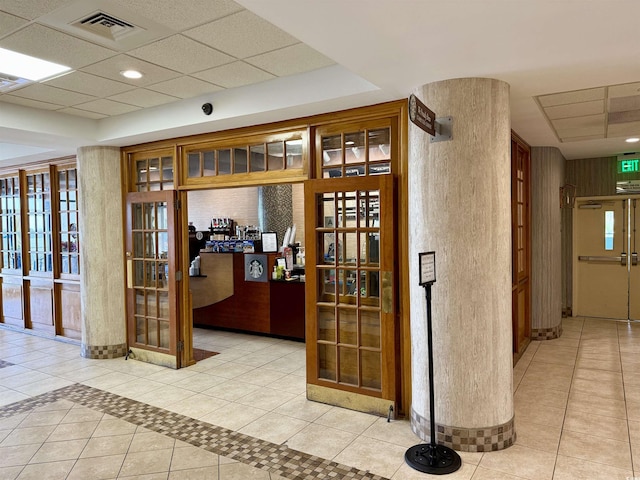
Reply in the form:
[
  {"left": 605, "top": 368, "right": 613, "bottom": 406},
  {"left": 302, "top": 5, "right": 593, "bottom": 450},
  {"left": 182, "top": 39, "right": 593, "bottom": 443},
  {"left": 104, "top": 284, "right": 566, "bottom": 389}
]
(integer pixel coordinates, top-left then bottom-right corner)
[{"left": 578, "top": 253, "right": 638, "bottom": 265}]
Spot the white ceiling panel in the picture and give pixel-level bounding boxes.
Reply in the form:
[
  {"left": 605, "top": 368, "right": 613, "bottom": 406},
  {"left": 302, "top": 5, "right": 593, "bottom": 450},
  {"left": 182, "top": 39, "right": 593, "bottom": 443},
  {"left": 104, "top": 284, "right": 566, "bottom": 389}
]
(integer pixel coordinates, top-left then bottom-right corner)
[
  {"left": 80, "top": 55, "right": 182, "bottom": 87},
  {"left": 193, "top": 61, "right": 273, "bottom": 89},
  {"left": 56, "top": 107, "right": 108, "bottom": 119},
  {"left": 0, "top": 95, "right": 63, "bottom": 110},
  {"left": 552, "top": 114, "right": 605, "bottom": 131},
  {"left": 0, "top": 24, "right": 116, "bottom": 69},
  {"left": 538, "top": 88, "right": 605, "bottom": 108},
  {"left": 543, "top": 100, "right": 604, "bottom": 120},
  {"left": 555, "top": 126, "right": 605, "bottom": 139},
  {"left": 147, "top": 76, "right": 222, "bottom": 99},
  {"left": 562, "top": 134, "right": 608, "bottom": 143},
  {"left": 246, "top": 43, "right": 334, "bottom": 77},
  {"left": 9, "top": 83, "right": 96, "bottom": 106},
  {"left": 128, "top": 35, "right": 233, "bottom": 75},
  {"left": 0, "top": 10, "right": 29, "bottom": 35},
  {"left": 73, "top": 98, "right": 140, "bottom": 116},
  {"left": 608, "top": 121, "right": 640, "bottom": 137},
  {"left": 609, "top": 82, "right": 640, "bottom": 99},
  {"left": 110, "top": 0, "right": 244, "bottom": 31},
  {"left": 184, "top": 10, "right": 297, "bottom": 59},
  {"left": 609, "top": 96, "right": 640, "bottom": 114},
  {"left": 0, "top": 0, "right": 73, "bottom": 20},
  {"left": 108, "top": 88, "right": 178, "bottom": 108},
  {"left": 44, "top": 71, "right": 134, "bottom": 97}
]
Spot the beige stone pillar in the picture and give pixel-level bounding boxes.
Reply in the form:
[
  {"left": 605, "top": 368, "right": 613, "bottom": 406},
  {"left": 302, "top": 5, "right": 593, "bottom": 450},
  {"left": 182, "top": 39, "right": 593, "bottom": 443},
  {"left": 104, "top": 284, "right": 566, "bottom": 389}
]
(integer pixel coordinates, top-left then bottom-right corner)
[
  {"left": 77, "top": 146, "right": 127, "bottom": 359},
  {"left": 531, "top": 147, "right": 565, "bottom": 339},
  {"left": 408, "top": 78, "right": 514, "bottom": 451}
]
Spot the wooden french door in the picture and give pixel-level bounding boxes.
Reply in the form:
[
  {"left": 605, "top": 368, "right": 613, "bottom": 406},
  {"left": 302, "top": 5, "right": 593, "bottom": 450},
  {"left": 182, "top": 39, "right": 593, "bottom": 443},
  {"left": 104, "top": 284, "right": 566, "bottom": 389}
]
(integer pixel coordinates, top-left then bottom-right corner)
[
  {"left": 125, "top": 190, "right": 181, "bottom": 368},
  {"left": 305, "top": 175, "right": 398, "bottom": 414}
]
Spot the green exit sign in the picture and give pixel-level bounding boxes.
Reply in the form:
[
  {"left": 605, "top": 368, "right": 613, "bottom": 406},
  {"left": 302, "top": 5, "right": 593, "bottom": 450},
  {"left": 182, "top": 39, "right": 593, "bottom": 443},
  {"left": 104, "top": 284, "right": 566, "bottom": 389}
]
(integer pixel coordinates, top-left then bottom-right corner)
[{"left": 619, "top": 158, "right": 640, "bottom": 173}]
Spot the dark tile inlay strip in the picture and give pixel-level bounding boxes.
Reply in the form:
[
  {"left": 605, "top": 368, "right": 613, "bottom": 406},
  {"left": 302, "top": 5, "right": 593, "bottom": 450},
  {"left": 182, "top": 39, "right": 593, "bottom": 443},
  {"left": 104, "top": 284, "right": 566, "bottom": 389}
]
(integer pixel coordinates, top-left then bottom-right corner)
[
  {"left": 0, "top": 384, "right": 388, "bottom": 480},
  {"left": 0, "top": 360, "right": 14, "bottom": 368}
]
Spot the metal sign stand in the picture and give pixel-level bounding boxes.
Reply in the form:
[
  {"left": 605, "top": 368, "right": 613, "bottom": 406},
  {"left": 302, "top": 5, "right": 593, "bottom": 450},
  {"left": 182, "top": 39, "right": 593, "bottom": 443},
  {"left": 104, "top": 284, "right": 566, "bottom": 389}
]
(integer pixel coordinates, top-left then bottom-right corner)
[{"left": 405, "top": 252, "right": 461, "bottom": 475}]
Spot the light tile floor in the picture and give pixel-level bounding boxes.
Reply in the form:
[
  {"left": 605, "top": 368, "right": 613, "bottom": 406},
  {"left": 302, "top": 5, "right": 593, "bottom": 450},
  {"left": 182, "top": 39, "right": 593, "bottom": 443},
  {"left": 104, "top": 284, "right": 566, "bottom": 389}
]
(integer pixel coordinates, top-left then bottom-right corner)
[{"left": 0, "top": 317, "right": 638, "bottom": 479}]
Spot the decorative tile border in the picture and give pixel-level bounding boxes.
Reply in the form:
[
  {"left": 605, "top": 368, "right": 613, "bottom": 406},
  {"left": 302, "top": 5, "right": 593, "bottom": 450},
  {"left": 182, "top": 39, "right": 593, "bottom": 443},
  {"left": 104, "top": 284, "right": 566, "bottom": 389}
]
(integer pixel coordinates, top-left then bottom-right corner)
[
  {"left": 410, "top": 408, "right": 516, "bottom": 452},
  {"left": 532, "top": 323, "right": 563, "bottom": 340},
  {"left": 0, "top": 359, "right": 14, "bottom": 368},
  {"left": 0, "top": 384, "right": 388, "bottom": 480},
  {"left": 81, "top": 343, "right": 127, "bottom": 359}
]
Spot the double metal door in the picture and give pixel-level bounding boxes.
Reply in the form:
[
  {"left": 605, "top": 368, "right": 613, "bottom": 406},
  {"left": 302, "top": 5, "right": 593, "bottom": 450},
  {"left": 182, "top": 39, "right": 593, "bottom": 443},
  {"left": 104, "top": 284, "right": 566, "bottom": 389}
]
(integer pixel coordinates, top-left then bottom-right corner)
[{"left": 575, "top": 196, "right": 640, "bottom": 320}]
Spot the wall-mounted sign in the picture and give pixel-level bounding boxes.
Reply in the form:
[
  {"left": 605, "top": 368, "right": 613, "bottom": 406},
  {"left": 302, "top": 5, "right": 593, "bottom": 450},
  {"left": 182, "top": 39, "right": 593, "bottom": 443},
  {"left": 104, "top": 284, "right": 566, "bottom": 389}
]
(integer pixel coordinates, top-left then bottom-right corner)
[
  {"left": 617, "top": 180, "right": 640, "bottom": 194},
  {"left": 409, "top": 94, "right": 436, "bottom": 136},
  {"left": 419, "top": 251, "right": 436, "bottom": 286},
  {"left": 618, "top": 158, "right": 640, "bottom": 173}
]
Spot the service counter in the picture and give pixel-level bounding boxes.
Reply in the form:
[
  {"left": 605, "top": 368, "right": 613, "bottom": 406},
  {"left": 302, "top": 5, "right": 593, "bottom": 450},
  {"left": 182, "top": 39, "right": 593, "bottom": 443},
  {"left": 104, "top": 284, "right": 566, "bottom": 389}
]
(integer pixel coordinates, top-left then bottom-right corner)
[{"left": 191, "top": 252, "right": 305, "bottom": 340}]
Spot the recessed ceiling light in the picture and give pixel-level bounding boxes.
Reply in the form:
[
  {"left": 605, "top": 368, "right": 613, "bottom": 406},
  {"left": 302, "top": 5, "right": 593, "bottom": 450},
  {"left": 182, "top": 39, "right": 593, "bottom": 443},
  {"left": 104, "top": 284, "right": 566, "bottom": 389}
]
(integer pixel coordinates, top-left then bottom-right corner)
[
  {"left": 626, "top": 137, "right": 640, "bottom": 143},
  {"left": 120, "top": 70, "right": 143, "bottom": 79},
  {"left": 0, "top": 47, "right": 71, "bottom": 81}
]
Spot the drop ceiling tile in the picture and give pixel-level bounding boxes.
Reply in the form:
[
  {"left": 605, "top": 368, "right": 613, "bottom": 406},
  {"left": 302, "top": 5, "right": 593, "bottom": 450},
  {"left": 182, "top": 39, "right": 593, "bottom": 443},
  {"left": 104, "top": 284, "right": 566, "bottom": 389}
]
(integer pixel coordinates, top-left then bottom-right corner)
[
  {"left": 609, "top": 110, "right": 640, "bottom": 125},
  {"left": 556, "top": 125, "right": 605, "bottom": 139},
  {"left": 0, "top": 0, "right": 72, "bottom": 20},
  {"left": 609, "top": 95, "right": 640, "bottom": 114},
  {"left": 108, "top": 88, "right": 179, "bottom": 108},
  {"left": 0, "top": 10, "right": 29, "bottom": 35},
  {"left": 193, "top": 61, "right": 273, "bottom": 88},
  {"left": 538, "top": 87, "right": 605, "bottom": 107},
  {"left": 9, "top": 83, "right": 96, "bottom": 106},
  {"left": 128, "top": 35, "right": 233, "bottom": 74},
  {"left": 543, "top": 100, "right": 603, "bottom": 120},
  {"left": 609, "top": 82, "right": 640, "bottom": 98},
  {"left": 110, "top": 0, "right": 244, "bottom": 31},
  {"left": 246, "top": 43, "right": 334, "bottom": 77},
  {"left": 552, "top": 113, "right": 605, "bottom": 131},
  {"left": 184, "top": 10, "right": 298, "bottom": 59},
  {"left": 44, "top": 71, "right": 134, "bottom": 97},
  {"left": 561, "top": 134, "right": 605, "bottom": 142},
  {"left": 147, "top": 76, "right": 222, "bottom": 98},
  {"left": 0, "top": 24, "right": 116, "bottom": 69},
  {"left": 73, "top": 98, "right": 140, "bottom": 116},
  {"left": 56, "top": 107, "right": 108, "bottom": 119},
  {"left": 80, "top": 55, "right": 181, "bottom": 87},
  {"left": 608, "top": 121, "right": 640, "bottom": 138},
  {"left": 0, "top": 95, "right": 63, "bottom": 110}
]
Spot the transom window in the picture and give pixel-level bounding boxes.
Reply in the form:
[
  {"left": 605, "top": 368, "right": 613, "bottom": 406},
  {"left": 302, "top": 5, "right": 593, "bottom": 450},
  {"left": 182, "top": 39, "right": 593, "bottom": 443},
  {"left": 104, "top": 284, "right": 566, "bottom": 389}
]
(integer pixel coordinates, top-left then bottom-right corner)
[
  {"left": 320, "top": 127, "right": 391, "bottom": 178},
  {"left": 0, "top": 176, "right": 22, "bottom": 272}
]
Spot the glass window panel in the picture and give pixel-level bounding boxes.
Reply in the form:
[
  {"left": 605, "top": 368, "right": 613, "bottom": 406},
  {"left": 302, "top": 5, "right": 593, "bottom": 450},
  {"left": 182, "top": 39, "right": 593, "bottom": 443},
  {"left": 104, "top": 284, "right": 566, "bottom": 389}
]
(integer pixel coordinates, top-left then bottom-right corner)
[
  {"left": 338, "top": 346, "right": 358, "bottom": 385},
  {"left": 341, "top": 193, "right": 357, "bottom": 228},
  {"left": 345, "top": 132, "right": 365, "bottom": 164},
  {"left": 68, "top": 169, "right": 76, "bottom": 189},
  {"left": 135, "top": 289, "right": 145, "bottom": 315},
  {"left": 361, "top": 271, "right": 380, "bottom": 304},
  {"left": 187, "top": 153, "right": 200, "bottom": 177},
  {"left": 144, "top": 232, "right": 156, "bottom": 258},
  {"left": 149, "top": 183, "right": 161, "bottom": 191},
  {"left": 203, "top": 151, "right": 215, "bottom": 176},
  {"left": 368, "top": 163, "right": 391, "bottom": 176},
  {"left": 137, "top": 161, "right": 147, "bottom": 183},
  {"left": 158, "top": 291, "right": 169, "bottom": 319},
  {"left": 158, "top": 262, "right": 168, "bottom": 288},
  {"left": 323, "top": 167, "right": 341, "bottom": 178},
  {"left": 369, "top": 128, "right": 391, "bottom": 161},
  {"left": 361, "top": 310, "right": 381, "bottom": 348},
  {"left": 321, "top": 193, "right": 335, "bottom": 228},
  {"left": 59, "top": 171, "right": 67, "bottom": 190},
  {"left": 250, "top": 145, "right": 265, "bottom": 172},
  {"left": 361, "top": 350, "right": 381, "bottom": 390},
  {"left": 136, "top": 317, "right": 145, "bottom": 344},
  {"left": 320, "top": 268, "right": 336, "bottom": 298},
  {"left": 147, "top": 319, "right": 158, "bottom": 347},
  {"left": 133, "top": 232, "right": 143, "bottom": 257},
  {"left": 157, "top": 232, "right": 168, "bottom": 259},
  {"left": 322, "top": 135, "right": 342, "bottom": 166},
  {"left": 144, "top": 203, "right": 155, "bottom": 230},
  {"left": 267, "top": 142, "right": 284, "bottom": 171},
  {"left": 134, "top": 260, "right": 144, "bottom": 287},
  {"left": 162, "top": 157, "right": 173, "bottom": 181},
  {"left": 285, "top": 139, "right": 303, "bottom": 168},
  {"left": 157, "top": 202, "right": 167, "bottom": 230},
  {"left": 61, "top": 255, "right": 69, "bottom": 274},
  {"left": 338, "top": 308, "right": 357, "bottom": 345},
  {"left": 71, "top": 255, "right": 79, "bottom": 274},
  {"left": 133, "top": 204, "right": 143, "bottom": 229},
  {"left": 343, "top": 232, "right": 357, "bottom": 266},
  {"left": 68, "top": 191, "right": 76, "bottom": 209},
  {"left": 146, "top": 291, "right": 158, "bottom": 318},
  {"left": 318, "top": 305, "right": 336, "bottom": 341},
  {"left": 322, "top": 233, "right": 336, "bottom": 264},
  {"left": 342, "top": 269, "right": 358, "bottom": 298},
  {"left": 318, "top": 343, "right": 336, "bottom": 381},
  {"left": 162, "top": 182, "right": 173, "bottom": 191},
  {"left": 605, "top": 210, "right": 614, "bottom": 251},
  {"left": 367, "top": 233, "right": 380, "bottom": 265},
  {"left": 59, "top": 197, "right": 68, "bottom": 212},
  {"left": 145, "top": 261, "right": 156, "bottom": 287},
  {"left": 233, "top": 147, "right": 248, "bottom": 173},
  {"left": 159, "top": 321, "right": 170, "bottom": 349},
  {"left": 218, "top": 149, "right": 231, "bottom": 175}
]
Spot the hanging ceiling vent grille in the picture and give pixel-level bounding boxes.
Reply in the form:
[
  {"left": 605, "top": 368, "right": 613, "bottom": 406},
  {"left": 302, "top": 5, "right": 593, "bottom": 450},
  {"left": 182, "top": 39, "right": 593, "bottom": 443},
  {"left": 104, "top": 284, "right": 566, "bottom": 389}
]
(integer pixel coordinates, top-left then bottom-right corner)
[
  {"left": 75, "top": 12, "right": 138, "bottom": 42},
  {"left": 0, "top": 74, "right": 31, "bottom": 93}
]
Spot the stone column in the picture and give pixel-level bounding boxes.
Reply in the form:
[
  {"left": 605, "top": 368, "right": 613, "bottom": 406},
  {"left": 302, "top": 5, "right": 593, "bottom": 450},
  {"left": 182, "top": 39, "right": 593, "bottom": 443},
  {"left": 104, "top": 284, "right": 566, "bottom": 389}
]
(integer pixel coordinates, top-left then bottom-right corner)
[
  {"left": 408, "top": 78, "right": 515, "bottom": 451},
  {"left": 258, "top": 184, "right": 293, "bottom": 247},
  {"left": 531, "top": 147, "right": 565, "bottom": 339},
  {"left": 77, "top": 146, "right": 127, "bottom": 359}
]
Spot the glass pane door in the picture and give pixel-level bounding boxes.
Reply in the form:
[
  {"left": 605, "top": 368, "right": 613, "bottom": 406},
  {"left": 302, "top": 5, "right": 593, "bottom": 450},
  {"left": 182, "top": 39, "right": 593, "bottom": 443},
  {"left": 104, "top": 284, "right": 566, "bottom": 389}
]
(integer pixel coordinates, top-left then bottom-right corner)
[
  {"left": 305, "top": 175, "right": 396, "bottom": 401},
  {"left": 126, "top": 191, "right": 179, "bottom": 360}
]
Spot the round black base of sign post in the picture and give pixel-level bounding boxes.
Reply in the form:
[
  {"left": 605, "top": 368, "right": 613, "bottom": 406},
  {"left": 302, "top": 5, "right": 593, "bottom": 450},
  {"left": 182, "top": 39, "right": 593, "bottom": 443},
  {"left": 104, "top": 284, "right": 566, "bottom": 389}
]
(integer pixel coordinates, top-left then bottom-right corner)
[{"left": 405, "top": 443, "right": 462, "bottom": 475}]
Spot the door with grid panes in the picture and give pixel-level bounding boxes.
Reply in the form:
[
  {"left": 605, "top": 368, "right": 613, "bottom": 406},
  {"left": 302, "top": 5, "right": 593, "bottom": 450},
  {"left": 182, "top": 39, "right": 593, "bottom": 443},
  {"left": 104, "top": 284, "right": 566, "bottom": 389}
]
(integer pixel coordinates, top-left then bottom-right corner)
[
  {"left": 305, "top": 121, "right": 398, "bottom": 412},
  {"left": 125, "top": 191, "right": 180, "bottom": 366}
]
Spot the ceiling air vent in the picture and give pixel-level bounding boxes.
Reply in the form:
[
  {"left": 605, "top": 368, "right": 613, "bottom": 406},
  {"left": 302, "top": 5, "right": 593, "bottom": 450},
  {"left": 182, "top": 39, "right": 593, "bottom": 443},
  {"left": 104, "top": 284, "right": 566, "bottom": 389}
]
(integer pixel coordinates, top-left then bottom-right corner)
[
  {"left": 74, "top": 12, "right": 138, "bottom": 43},
  {"left": 0, "top": 74, "right": 31, "bottom": 93}
]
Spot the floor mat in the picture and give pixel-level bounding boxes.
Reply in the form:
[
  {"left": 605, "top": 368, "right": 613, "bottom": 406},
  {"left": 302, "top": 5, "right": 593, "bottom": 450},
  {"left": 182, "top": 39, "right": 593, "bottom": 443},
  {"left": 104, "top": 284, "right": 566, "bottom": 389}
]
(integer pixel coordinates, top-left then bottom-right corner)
[{"left": 192, "top": 348, "right": 219, "bottom": 361}]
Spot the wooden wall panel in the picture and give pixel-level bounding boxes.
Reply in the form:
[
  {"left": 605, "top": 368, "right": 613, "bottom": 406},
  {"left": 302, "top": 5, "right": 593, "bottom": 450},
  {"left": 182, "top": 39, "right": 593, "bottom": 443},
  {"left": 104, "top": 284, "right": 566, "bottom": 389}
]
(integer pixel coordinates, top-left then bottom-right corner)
[
  {"left": 29, "top": 281, "right": 54, "bottom": 334},
  {"left": 1, "top": 279, "right": 24, "bottom": 327},
  {"left": 58, "top": 282, "right": 81, "bottom": 340}
]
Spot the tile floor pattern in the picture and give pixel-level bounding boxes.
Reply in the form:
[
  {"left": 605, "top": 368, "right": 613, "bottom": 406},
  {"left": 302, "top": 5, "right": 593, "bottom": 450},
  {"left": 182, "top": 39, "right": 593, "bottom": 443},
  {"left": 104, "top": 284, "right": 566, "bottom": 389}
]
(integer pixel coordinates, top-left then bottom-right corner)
[{"left": 0, "top": 318, "right": 638, "bottom": 479}]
